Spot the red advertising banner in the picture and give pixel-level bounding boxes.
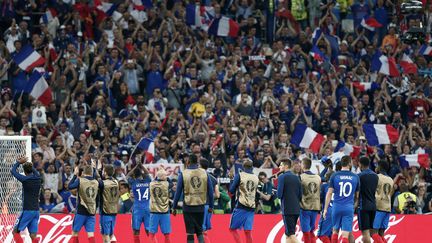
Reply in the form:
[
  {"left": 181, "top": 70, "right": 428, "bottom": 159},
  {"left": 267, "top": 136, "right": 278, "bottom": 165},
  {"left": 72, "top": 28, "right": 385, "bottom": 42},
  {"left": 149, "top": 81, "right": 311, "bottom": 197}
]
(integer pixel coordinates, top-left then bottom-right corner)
[{"left": 5, "top": 214, "right": 431, "bottom": 242}]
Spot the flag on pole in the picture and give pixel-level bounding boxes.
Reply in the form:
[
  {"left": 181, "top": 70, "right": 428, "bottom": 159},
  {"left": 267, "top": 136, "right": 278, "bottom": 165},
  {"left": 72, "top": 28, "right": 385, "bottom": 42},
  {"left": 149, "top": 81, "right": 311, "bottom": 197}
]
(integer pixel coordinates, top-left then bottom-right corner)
[
  {"left": 399, "top": 154, "right": 429, "bottom": 169},
  {"left": 208, "top": 16, "right": 239, "bottom": 37},
  {"left": 361, "top": 16, "right": 382, "bottom": 31},
  {"left": 363, "top": 124, "right": 399, "bottom": 146},
  {"left": 13, "top": 45, "right": 45, "bottom": 72},
  {"left": 290, "top": 125, "right": 325, "bottom": 153},
  {"left": 26, "top": 71, "right": 52, "bottom": 106},
  {"left": 137, "top": 137, "right": 155, "bottom": 163}
]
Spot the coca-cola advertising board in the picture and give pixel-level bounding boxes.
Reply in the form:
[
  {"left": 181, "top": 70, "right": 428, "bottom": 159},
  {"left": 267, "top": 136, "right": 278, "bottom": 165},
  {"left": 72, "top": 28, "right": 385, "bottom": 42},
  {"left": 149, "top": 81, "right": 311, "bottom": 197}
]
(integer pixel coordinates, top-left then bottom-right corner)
[{"left": 2, "top": 214, "right": 430, "bottom": 242}]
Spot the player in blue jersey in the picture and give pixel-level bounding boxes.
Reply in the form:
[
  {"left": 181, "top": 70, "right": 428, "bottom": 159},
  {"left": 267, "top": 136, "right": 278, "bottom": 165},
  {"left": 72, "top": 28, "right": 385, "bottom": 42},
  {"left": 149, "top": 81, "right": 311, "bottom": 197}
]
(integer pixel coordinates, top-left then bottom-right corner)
[
  {"left": 11, "top": 157, "right": 42, "bottom": 243},
  {"left": 323, "top": 156, "right": 360, "bottom": 243},
  {"left": 127, "top": 163, "right": 152, "bottom": 243}
]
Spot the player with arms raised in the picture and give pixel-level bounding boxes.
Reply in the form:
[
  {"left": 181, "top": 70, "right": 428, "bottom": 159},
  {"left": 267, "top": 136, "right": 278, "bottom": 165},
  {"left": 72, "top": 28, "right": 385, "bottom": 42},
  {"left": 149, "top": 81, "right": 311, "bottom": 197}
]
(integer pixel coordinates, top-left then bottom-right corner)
[
  {"left": 323, "top": 156, "right": 360, "bottom": 243},
  {"left": 11, "top": 157, "right": 42, "bottom": 243},
  {"left": 148, "top": 168, "right": 172, "bottom": 243},
  {"left": 99, "top": 164, "right": 120, "bottom": 243},
  {"left": 128, "top": 162, "right": 152, "bottom": 243},
  {"left": 68, "top": 164, "right": 99, "bottom": 243},
  {"left": 229, "top": 159, "right": 259, "bottom": 243}
]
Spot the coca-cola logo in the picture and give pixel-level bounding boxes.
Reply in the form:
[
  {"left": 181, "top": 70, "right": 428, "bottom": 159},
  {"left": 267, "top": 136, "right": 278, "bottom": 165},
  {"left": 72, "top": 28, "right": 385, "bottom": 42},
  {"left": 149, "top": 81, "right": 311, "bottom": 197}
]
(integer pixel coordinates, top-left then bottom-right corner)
[
  {"left": 266, "top": 215, "right": 405, "bottom": 243},
  {"left": 2, "top": 215, "right": 73, "bottom": 243}
]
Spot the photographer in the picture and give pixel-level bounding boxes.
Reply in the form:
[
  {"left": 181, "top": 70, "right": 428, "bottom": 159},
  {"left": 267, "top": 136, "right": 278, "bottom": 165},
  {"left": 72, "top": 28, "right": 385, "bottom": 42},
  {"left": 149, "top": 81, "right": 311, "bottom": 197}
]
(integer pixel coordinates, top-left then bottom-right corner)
[
  {"left": 256, "top": 172, "right": 277, "bottom": 214},
  {"left": 394, "top": 182, "right": 418, "bottom": 214}
]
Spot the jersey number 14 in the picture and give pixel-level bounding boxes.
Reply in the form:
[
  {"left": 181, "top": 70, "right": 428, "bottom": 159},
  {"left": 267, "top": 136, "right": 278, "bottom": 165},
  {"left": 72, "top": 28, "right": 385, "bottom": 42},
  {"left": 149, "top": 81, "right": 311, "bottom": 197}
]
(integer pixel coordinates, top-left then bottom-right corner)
[
  {"left": 338, "top": 182, "right": 352, "bottom": 197},
  {"left": 136, "top": 188, "right": 149, "bottom": 201}
]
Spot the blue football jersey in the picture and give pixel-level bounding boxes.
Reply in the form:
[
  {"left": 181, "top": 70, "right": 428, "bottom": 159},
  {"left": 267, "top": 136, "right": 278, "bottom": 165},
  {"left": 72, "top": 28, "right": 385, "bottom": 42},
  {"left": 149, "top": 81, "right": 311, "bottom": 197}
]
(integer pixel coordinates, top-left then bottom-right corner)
[
  {"left": 321, "top": 183, "right": 334, "bottom": 209},
  {"left": 129, "top": 177, "right": 152, "bottom": 210},
  {"left": 329, "top": 171, "right": 359, "bottom": 207}
]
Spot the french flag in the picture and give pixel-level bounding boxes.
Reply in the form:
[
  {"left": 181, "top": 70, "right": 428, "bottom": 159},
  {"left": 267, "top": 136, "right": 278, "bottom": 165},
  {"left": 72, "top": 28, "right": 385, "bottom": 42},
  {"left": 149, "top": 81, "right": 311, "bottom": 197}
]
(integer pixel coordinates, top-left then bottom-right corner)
[
  {"left": 400, "top": 53, "right": 417, "bottom": 74},
  {"left": 137, "top": 137, "right": 155, "bottom": 163},
  {"left": 352, "top": 82, "right": 379, "bottom": 92},
  {"left": 290, "top": 124, "right": 325, "bottom": 153},
  {"left": 361, "top": 16, "right": 382, "bottom": 31},
  {"left": 40, "top": 8, "right": 57, "bottom": 24},
  {"left": 371, "top": 52, "right": 399, "bottom": 76},
  {"left": 419, "top": 44, "right": 432, "bottom": 56},
  {"left": 26, "top": 71, "right": 53, "bottom": 106},
  {"left": 13, "top": 45, "right": 45, "bottom": 72},
  {"left": 132, "top": 0, "right": 153, "bottom": 10},
  {"left": 95, "top": 0, "right": 118, "bottom": 16},
  {"left": 363, "top": 124, "right": 399, "bottom": 146},
  {"left": 208, "top": 16, "right": 239, "bottom": 37},
  {"left": 399, "top": 154, "right": 429, "bottom": 169},
  {"left": 186, "top": 4, "right": 215, "bottom": 31},
  {"left": 309, "top": 46, "right": 328, "bottom": 63},
  {"left": 312, "top": 27, "right": 322, "bottom": 45},
  {"left": 334, "top": 141, "right": 361, "bottom": 158}
]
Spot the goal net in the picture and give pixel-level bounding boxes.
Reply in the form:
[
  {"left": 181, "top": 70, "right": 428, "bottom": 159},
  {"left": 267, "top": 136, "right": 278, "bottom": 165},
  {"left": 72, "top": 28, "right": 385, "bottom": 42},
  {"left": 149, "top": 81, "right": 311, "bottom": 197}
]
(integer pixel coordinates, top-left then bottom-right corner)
[{"left": 0, "top": 136, "right": 32, "bottom": 243}]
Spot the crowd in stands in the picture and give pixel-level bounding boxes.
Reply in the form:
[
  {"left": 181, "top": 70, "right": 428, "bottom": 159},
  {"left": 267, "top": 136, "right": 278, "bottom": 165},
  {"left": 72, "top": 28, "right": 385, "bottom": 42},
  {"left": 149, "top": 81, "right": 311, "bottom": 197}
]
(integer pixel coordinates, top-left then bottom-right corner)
[{"left": 1, "top": 0, "right": 432, "bottom": 215}]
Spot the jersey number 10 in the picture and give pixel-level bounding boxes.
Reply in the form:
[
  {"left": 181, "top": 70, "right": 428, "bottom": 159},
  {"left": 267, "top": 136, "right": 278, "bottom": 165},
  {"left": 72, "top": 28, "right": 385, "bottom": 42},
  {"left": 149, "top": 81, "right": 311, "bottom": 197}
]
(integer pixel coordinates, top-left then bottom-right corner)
[
  {"left": 136, "top": 188, "right": 149, "bottom": 201},
  {"left": 338, "top": 182, "right": 352, "bottom": 197}
]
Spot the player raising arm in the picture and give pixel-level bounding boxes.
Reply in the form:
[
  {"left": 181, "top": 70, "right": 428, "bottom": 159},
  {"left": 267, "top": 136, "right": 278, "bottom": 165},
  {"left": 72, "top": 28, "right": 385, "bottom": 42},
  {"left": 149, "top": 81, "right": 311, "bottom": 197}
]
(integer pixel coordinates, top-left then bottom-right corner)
[
  {"left": 127, "top": 162, "right": 152, "bottom": 243},
  {"left": 11, "top": 157, "right": 42, "bottom": 243},
  {"left": 229, "top": 159, "right": 259, "bottom": 243},
  {"left": 148, "top": 168, "right": 172, "bottom": 243},
  {"left": 323, "top": 156, "right": 360, "bottom": 243},
  {"left": 99, "top": 164, "right": 120, "bottom": 243},
  {"left": 68, "top": 163, "right": 99, "bottom": 243}
]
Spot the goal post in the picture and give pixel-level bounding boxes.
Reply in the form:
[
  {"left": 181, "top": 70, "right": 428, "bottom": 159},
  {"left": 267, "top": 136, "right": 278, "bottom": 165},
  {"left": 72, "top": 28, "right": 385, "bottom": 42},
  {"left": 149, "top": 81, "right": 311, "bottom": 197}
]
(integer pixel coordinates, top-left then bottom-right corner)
[{"left": 0, "top": 136, "right": 33, "bottom": 243}]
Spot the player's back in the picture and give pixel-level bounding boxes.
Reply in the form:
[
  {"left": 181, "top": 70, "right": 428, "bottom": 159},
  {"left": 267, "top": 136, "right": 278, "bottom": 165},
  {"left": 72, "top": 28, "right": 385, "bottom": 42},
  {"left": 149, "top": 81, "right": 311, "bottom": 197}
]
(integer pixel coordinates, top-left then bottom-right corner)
[
  {"left": 130, "top": 176, "right": 151, "bottom": 210},
  {"left": 358, "top": 169, "right": 378, "bottom": 211},
  {"left": 330, "top": 170, "right": 359, "bottom": 208},
  {"left": 22, "top": 173, "right": 42, "bottom": 211}
]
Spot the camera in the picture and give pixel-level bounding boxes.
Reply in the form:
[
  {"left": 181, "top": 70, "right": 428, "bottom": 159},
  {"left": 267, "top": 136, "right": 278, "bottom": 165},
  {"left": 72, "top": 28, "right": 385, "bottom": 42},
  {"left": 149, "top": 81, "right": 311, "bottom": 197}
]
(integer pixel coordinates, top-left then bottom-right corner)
[
  {"left": 401, "top": 0, "right": 423, "bottom": 14},
  {"left": 401, "top": 27, "right": 426, "bottom": 44}
]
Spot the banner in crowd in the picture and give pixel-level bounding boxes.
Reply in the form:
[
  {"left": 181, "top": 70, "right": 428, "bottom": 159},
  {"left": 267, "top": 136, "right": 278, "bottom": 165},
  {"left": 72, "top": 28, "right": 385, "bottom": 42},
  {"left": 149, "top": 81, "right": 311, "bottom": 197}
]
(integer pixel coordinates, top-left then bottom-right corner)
[
  {"left": 2, "top": 214, "right": 430, "bottom": 242},
  {"left": 143, "top": 163, "right": 183, "bottom": 178}
]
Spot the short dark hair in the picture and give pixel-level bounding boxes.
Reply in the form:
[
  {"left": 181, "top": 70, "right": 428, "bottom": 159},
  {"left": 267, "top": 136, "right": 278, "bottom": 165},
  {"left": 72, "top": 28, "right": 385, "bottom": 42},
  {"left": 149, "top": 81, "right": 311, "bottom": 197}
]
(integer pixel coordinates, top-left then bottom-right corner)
[
  {"left": 280, "top": 158, "right": 292, "bottom": 168},
  {"left": 258, "top": 171, "right": 267, "bottom": 178},
  {"left": 189, "top": 154, "right": 198, "bottom": 164},
  {"left": 302, "top": 158, "right": 312, "bottom": 169},
  {"left": 378, "top": 160, "right": 389, "bottom": 173},
  {"left": 341, "top": 156, "right": 351, "bottom": 167},
  {"left": 23, "top": 162, "right": 33, "bottom": 174},
  {"left": 200, "top": 159, "right": 210, "bottom": 170},
  {"left": 120, "top": 182, "right": 129, "bottom": 190},
  {"left": 335, "top": 162, "right": 342, "bottom": 171},
  {"left": 359, "top": 157, "right": 370, "bottom": 168},
  {"left": 104, "top": 164, "right": 115, "bottom": 177}
]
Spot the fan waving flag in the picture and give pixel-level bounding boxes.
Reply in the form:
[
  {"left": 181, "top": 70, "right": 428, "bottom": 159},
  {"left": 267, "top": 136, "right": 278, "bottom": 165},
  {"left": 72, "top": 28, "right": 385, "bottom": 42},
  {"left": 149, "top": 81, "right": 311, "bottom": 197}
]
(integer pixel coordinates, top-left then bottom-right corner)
[
  {"left": 361, "top": 16, "right": 382, "bottom": 31},
  {"left": 186, "top": 4, "right": 215, "bottom": 31},
  {"left": 419, "top": 44, "right": 432, "bottom": 56},
  {"left": 13, "top": 45, "right": 45, "bottom": 72},
  {"left": 399, "top": 154, "right": 429, "bottom": 169},
  {"left": 309, "top": 46, "right": 328, "bottom": 63},
  {"left": 40, "top": 8, "right": 57, "bottom": 24},
  {"left": 362, "top": 124, "right": 399, "bottom": 146},
  {"left": 95, "top": 0, "right": 118, "bottom": 16},
  {"left": 352, "top": 82, "right": 379, "bottom": 92},
  {"left": 208, "top": 16, "right": 239, "bottom": 37},
  {"left": 132, "top": 0, "right": 152, "bottom": 10},
  {"left": 291, "top": 124, "right": 325, "bottom": 153},
  {"left": 26, "top": 71, "right": 52, "bottom": 106},
  {"left": 311, "top": 28, "right": 322, "bottom": 45},
  {"left": 371, "top": 52, "right": 399, "bottom": 76},
  {"left": 137, "top": 137, "right": 155, "bottom": 162},
  {"left": 400, "top": 53, "right": 418, "bottom": 74},
  {"left": 334, "top": 141, "right": 361, "bottom": 158}
]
